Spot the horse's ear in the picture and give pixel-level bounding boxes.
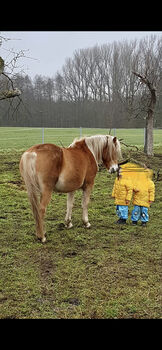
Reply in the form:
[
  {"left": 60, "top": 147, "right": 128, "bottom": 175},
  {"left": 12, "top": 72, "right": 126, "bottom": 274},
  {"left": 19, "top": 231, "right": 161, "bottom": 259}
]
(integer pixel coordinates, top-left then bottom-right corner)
[{"left": 113, "top": 136, "right": 117, "bottom": 145}]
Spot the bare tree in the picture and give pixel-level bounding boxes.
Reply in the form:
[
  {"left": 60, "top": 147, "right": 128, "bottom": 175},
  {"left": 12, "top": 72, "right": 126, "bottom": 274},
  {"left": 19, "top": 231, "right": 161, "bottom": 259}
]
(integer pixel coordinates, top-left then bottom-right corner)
[
  {"left": 132, "top": 71, "right": 156, "bottom": 155},
  {"left": 131, "top": 36, "right": 162, "bottom": 155},
  {"left": 0, "top": 56, "right": 21, "bottom": 100}
]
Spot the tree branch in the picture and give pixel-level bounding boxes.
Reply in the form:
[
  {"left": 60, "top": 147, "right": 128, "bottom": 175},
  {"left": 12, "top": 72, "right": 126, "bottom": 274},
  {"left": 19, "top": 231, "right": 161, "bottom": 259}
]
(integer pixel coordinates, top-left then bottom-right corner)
[
  {"left": 0, "top": 57, "right": 21, "bottom": 100},
  {"left": 0, "top": 88, "right": 21, "bottom": 101},
  {"left": 132, "top": 71, "right": 156, "bottom": 92},
  {"left": 132, "top": 71, "right": 148, "bottom": 85}
]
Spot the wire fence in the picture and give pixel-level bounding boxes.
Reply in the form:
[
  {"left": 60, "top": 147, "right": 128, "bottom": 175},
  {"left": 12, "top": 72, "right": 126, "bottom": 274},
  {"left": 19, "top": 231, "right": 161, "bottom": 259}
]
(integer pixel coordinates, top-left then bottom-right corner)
[{"left": 0, "top": 127, "right": 162, "bottom": 151}]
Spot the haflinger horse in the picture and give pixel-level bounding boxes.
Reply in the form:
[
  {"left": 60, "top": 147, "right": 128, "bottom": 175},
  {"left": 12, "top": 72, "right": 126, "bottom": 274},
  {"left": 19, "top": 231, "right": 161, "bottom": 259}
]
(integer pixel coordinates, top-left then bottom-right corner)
[{"left": 19, "top": 135, "right": 121, "bottom": 242}]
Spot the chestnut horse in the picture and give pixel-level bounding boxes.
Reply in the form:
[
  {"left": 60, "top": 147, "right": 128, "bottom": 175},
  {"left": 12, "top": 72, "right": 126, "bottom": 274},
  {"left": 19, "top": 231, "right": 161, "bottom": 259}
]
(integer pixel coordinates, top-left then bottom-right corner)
[{"left": 19, "top": 135, "right": 121, "bottom": 242}]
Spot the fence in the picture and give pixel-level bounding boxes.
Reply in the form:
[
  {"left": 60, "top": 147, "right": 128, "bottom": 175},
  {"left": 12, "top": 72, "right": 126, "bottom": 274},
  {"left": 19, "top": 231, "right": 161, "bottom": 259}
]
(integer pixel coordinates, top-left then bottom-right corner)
[{"left": 0, "top": 127, "right": 162, "bottom": 151}]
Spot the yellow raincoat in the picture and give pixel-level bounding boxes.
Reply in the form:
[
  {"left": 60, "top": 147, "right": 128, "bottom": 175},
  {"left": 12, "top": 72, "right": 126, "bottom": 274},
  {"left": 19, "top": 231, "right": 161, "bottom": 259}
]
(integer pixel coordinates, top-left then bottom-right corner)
[
  {"left": 119, "top": 163, "right": 155, "bottom": 208},
  {"left": 112, "top": 176, "right": 133, "bottom": 205}
]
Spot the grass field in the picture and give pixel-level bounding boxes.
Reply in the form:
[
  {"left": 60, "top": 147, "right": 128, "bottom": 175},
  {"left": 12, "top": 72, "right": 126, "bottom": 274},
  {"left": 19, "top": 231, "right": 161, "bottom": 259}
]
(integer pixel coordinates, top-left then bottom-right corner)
[
  {"left": 0, "top": 127, "right": 162, "bottom": 150},
  {"left": 0, "top": 127, "right": 162, "bottom": 318}
]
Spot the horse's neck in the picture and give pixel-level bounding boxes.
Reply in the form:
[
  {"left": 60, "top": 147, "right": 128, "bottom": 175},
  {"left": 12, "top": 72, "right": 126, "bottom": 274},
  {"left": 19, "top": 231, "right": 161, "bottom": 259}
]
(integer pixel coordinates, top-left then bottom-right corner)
[
  {"left": 69, "top": 136, "right": 105, "bottom": 165},
  {"left": 85, "top": 137, "right": 104, "bottom": 164},
  {"left": 86, "top": 144, "right": 97, "bottom": 163}
]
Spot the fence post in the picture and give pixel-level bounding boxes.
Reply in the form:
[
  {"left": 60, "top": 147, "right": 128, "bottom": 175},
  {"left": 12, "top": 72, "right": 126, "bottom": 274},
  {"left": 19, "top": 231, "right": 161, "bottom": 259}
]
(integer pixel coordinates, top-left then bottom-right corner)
[
  {"left": 42, "top": 128, "right": 44, "bottom": 144},
  {"left": 80, "top": 127, "right": 82, "bottom": 138}
]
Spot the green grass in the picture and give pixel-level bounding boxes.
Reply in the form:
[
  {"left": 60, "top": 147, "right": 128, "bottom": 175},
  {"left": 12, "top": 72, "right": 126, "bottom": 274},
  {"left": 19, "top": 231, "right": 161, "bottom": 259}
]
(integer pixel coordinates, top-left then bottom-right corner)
[
  {"left": 0, "top": 127, "right": 162, "bottom": 150},
  {"left": 0, "top": 128, "right": 162, "bottom": 318}
]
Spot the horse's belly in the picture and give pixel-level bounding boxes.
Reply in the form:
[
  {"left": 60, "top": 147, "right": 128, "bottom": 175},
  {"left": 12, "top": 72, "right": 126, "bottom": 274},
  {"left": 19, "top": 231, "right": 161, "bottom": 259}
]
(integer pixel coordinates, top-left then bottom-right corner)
[{"left": 55, "top": 173, "right": 83, "bottom": 193}]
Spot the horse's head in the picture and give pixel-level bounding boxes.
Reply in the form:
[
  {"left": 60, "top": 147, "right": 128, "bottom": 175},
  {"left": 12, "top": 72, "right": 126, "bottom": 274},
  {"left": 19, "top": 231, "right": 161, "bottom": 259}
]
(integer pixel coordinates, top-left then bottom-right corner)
[{"left": 102, "top": 136, "right": 121, "bottom": 173}]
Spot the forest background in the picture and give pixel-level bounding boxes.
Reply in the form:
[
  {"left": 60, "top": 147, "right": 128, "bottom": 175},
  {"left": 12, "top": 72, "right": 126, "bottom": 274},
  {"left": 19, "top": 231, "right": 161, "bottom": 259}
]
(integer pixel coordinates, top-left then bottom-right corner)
[{"left": 0, "top": 34, "right": 162, "bottom": 129}]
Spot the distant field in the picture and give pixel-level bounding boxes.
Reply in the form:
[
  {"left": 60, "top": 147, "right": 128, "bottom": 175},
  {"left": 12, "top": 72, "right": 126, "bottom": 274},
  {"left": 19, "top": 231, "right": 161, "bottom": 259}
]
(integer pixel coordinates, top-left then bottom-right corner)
[
  {"left": 0, "top": 126, "right": 162, "bottom": 318},
  {"left": 0, "top": 138, "right": 162, "bottom": 318},
  {"left": 0, "top": 127, "right": 162, "bottom": 151}
]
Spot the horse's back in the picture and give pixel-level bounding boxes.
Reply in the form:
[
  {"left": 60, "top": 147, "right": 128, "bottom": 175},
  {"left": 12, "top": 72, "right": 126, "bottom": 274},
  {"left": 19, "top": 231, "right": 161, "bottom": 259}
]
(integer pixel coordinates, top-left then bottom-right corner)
[{"left": 26, "top": 143, "right": 62, "bottom": 154}]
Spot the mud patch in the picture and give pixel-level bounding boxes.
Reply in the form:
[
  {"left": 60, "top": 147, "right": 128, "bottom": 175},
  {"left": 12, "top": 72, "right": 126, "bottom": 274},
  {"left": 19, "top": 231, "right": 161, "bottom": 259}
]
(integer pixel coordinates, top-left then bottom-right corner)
[
  {"left": 63, "top": 297, "right": 80, "bottom": 306},
  {"left": 63, "top": 250, "right": 77, "bottom": 258}
]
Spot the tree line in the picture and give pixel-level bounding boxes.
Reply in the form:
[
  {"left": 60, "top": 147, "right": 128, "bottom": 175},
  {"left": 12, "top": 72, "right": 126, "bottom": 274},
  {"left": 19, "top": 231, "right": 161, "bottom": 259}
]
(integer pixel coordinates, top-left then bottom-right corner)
[{"left": 0, "top": 34, "right": 162, "bottom": 129}]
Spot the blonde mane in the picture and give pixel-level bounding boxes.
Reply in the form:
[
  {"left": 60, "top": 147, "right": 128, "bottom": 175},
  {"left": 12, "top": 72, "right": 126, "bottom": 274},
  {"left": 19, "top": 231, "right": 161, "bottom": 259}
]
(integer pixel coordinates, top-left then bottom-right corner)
[
  {"left": 85, "top": 135, "right": 108, "bottom": 163},
  {"left": 69, "top": 135, "right": 121, "bottom": 165}
]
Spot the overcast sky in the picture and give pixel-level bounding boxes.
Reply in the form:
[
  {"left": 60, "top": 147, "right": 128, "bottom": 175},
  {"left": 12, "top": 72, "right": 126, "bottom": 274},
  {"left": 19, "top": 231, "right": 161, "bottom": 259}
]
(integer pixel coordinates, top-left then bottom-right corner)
[{"left": 1, "top": 31, "right": 162, "bottom": 79}]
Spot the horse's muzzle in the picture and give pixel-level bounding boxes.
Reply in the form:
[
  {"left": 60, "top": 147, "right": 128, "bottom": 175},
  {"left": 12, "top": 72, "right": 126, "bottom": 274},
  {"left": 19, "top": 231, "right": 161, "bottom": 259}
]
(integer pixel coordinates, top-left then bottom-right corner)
[{"left": 109, "top": 164, "right": 118, "bottom": 173}]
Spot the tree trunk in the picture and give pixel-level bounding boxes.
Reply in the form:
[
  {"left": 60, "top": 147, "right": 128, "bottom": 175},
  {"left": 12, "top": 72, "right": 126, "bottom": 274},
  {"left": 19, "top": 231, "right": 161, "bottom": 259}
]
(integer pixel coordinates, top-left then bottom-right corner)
[
  {"left": 132, "top": 71, "right": 156, "bottom": 156},
  {"left": 144, "top": 109, "right": 154, "bottom": 155},
  {"left": 0, "top": 57, "right": 4, "bottom": 74},
  {"left": 144, "top": 84, "right": 156, "bottom": 156}
]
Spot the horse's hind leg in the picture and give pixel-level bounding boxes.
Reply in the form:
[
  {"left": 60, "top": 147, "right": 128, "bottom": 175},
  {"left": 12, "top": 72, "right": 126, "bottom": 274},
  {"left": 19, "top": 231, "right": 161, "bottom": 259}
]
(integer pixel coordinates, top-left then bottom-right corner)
[
  {"left": 82, "top": 185, "right": 93, "bottom": 228},
  {"left": 65, "top": 191, "right": 75, "bottom": 228},
  {"left": 38, "top": 187, "right": 52, "bottom": 242}
]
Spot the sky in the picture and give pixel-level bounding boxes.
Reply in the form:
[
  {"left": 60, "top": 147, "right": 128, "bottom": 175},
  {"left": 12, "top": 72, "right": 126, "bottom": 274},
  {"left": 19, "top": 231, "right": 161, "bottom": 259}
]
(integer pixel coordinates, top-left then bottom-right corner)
[{"left": 1, "top": 31, "right": 162, "bottom": 79}]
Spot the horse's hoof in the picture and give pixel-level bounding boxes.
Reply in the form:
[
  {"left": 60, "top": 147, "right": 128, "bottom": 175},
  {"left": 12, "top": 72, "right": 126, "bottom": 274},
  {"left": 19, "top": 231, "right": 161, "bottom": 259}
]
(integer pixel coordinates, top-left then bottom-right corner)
[
  {"left": 65, "top": 222, "right": 73, "bottom": 229},
  {"left": 36, "top": 234, "right": 46, "bottom": 243},
  {"left": 41, "top": 236, "right": 46, "bottom": 243},
  {"left": 84, "top": 222, "right": 91, "bottom": 228}
]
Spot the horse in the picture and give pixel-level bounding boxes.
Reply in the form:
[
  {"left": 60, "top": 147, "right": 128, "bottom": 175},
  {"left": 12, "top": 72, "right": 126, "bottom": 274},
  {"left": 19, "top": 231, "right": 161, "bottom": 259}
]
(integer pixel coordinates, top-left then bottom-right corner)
[{"left": 19, "top": 134, "right": 121, "bottom": 242}]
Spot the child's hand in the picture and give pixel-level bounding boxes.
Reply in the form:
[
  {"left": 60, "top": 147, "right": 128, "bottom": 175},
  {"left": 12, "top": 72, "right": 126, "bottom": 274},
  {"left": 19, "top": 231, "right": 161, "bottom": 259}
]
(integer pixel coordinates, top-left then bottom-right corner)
[
  {"left": 125, "top": 200, "right": 130, "bottom": 205},
  {"left": 149, "top": 201, "right": 153, "bottom": 205}
]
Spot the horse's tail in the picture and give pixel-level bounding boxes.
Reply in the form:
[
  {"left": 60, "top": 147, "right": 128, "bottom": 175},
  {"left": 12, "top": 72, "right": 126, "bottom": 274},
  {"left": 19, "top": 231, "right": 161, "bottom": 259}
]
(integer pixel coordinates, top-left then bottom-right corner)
[{"left": 20, "top": 151, "right": 42, "bottom": 235}]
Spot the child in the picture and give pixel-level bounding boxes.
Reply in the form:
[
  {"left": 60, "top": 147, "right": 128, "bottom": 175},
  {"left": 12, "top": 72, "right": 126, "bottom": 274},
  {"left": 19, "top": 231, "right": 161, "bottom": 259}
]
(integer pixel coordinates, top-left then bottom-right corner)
[
  {"left": 131, "top": 168, "right": 155, "bottom": 226},
  {"left": 112, "top": 167, "right": 133, "bottom": 224}
]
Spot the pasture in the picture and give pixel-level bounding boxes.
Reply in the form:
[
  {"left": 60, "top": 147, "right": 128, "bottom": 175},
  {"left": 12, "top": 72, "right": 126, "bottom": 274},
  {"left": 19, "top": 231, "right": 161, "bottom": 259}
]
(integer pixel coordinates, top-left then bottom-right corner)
[{"left": 0, "top": 127, "right": 162, "bottom": 318}]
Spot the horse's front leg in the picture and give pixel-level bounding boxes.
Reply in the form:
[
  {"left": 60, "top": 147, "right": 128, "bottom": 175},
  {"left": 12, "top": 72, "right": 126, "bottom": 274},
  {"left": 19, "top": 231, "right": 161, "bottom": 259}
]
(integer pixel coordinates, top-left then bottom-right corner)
[
  {"left": 65, "top": 191, "right": 75, "bottom": 228},
  {"left": 82, "top": 185, "right": 93, "bottom": 228}
]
